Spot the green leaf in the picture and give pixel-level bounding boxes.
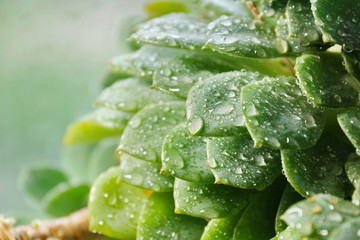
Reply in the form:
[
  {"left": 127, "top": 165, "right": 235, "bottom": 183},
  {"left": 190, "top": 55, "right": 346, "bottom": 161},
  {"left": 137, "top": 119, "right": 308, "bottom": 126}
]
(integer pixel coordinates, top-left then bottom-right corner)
[
  {"left": 205, "top": 16, "right": 288, "bottom": 58},
  {"left": 145, "top": 1, "right": 189, "bottom": 19},
  {"left": 200, "top": 210, "right": 245, "bottom": 240},
  {"left": 241, "top": 76, "right": 326, "bottom": 149},
  {"left": 281, "top": 194, "right": 360, "bottom": 239},
  {"left": 19, "top": 166, "right": 68, "bottom": 203},
  {"left": 173, "top": 178, "right": 253, "bottom": 219},
  {"left": 207, "top": 135, "right": 282, "bottom": 190},
  {"left": 233, "top": 177, "right": 286, "bottom": 240},
  {"left": 345, "top": 153, "right": 360, "bottom": 188},
  {"left": 63, "top": 108, "right": 132, "bottom": 145},
  {"left": 329, "top": 217, "right": 360, "bottom": 240},
  {"left": 118, "top": 102, "right": 186, "bottom": 162},
  {"left": 282, "top": 130, "right": 350, "bottom": 198},
  {"left": 338, "top": 107, "right": 360, "bottom": 150},
  {"left": 345, "top": 153, "right": 360, "bottom": 206},
  {"left": 120, "top": 153, "right": 174, "bottom": 192},
  {"left": 87, "top": 137, "right": 119, "bottom": 183},
  {"left": 137, "top": 193, "right": 207, "bottom": 240},
  {"left": 311, "top": 0, "right": 360, "bottom": 49},
  {"left": 101, "top": 71, "right": 132, "bottom": 89},
  {"left": 271, "top": 227, "right": 305, "bottom": 240},
  {"left": 295, "top": 53, "right": 360, "bottom": 108},
  {"left": 285, "top": 0, "right": 322, "bottom": 43},
  {"left": 186, "top": 71, "right": 264, "bottom": 137},
  {"left": 197, "top": 0, "right": 252, "bottom": 19},
  {"left": 61, "top": 142, "right": 97, "bottom": 183},
  {"left": 342, "top": 50, "right": 360, "bottom": 81},
  {"left": 161, "top": 123, "right": 214, "bottom": 184},
  {"left": 42, "top": 183, "right": 89, "bottom": 217},
  {"left": 275, "top": 14, "right": 329, "bottom": 55},
  {"left": 129, "top": 13, "right": 208, "bottom": 50},
  {"left": 153, "top": 53, "right": 234, "bottom": 99},
  {"left": 95, "top": 78, "right": 178, "bottom": 113},
  {"left": 89, "top": 167, "right": 148, "bottom": 240},
  {"left": 275, "top": 184, "right": 303, "bottom": 234},
  {"left": 109, "top": 45, "right": 179, "bottom": 78}
]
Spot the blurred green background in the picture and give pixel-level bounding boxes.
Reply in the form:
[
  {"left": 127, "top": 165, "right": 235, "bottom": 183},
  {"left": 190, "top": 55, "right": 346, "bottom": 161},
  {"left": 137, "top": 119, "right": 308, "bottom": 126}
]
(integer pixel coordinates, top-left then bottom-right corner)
[{"left": 0, "top": 0, "right": 144, "bottom": 216}]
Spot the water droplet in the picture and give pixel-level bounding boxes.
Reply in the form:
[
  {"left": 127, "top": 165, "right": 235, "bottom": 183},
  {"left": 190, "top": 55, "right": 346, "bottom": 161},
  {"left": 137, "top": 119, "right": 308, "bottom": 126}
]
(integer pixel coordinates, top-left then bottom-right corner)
[
  {"left": 188, "top": 116, "right": 204, "bottom": 135},
  {"left": 129, "top": 116, "right": 142, "bottom": 128},
  {"left": 212, "top": 102, "right": 235, "bottom": 115},
  {"left": 246, "top": 103, "right": 258, "bottom": 116}
]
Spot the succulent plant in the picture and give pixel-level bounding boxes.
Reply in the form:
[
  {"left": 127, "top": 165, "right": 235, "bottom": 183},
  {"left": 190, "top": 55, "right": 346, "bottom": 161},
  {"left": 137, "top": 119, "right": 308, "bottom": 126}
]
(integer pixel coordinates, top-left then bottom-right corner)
[{"left": 16, "top": 0, "right": 360, "bottom": 239}]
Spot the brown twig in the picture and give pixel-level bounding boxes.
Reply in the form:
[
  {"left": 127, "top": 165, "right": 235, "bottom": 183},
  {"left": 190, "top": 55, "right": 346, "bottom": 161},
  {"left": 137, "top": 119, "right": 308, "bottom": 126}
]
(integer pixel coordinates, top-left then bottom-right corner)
[
  {"left": 245, "top": 1, "right": 264, "bottom": 23},
  {"left": 0, "top": 208, "right": 99, "bottom": 240}
]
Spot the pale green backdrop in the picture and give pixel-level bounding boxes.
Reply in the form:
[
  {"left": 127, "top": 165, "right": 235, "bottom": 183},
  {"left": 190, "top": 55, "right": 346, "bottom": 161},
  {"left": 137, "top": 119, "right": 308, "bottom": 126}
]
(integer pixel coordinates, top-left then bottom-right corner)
[{"left": 0, "top": 0, "right": 144, "bottom": 216}]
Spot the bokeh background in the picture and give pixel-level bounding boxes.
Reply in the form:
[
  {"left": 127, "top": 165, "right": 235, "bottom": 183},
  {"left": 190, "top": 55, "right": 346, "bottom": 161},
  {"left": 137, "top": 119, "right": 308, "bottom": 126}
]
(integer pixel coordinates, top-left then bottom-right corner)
[{"left": 0, "top": 0, "right": 145, "bottom": 216}]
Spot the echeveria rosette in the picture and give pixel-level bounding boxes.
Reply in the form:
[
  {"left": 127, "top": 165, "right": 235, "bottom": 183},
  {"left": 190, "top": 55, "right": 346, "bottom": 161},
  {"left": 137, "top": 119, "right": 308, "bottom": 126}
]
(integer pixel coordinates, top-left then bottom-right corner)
[{"left": 19, "top": 1, "right": 360, "bottom": 239}]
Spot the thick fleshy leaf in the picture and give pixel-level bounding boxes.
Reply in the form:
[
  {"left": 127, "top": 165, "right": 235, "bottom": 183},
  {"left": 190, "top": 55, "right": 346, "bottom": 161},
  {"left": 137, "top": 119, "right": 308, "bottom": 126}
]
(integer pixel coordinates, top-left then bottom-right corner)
[
  {"left": 271, "top": 227, "right": 304, "bottom": 240},
  {"left": 187, "top": 71, "right": 264, "bottom": 137},
  {"left": 328, "top": 217, "right": 360, "bottom": 240},
  {"left": 120, "top": 153, "right": 174, "bottom": 192},
  {"left": 95, "top": 78, "right": 178, "bottom": 113},
  {"left": 282, "top": 131, "right": 350, "bottom": 198},
  {"left": 87, "top": 137, "right": 119, "bottom": 183},
  {"left": 42, "top": 183, "right": 89, "bottom": 217},
  {"left": 153, "top": 53, "right": 234, "bottom": 99},
  {"left": 145, "top": 1, "right": 189, "bottom": 19},
  {"left": 275, "top": 184, "right": 303, "bottom": 234},
  {"left": 241, "top": 76, "right": 325, "bottom": 149},
  {"left": 205, "top": 16, "right": 288, "bottom": 58},
  {"left": 19, "top": 167, "right": 68, "bottom": 202},
  {"left": 285, "top": 0, "right": 322, "bottom": 43},
  {"left": 207, "top": 135, "right": 281, "bottom": 190},
  {"left": 338, "top": 107, "right": 360, "bottom": 149},
  {"left": 118, "top": 102, "right": 186, "bottom": 162},
  {"left": 61, "top": 143, "right": 96, "bottom": 183},
  {"left": 101, "top": 71, "right": 131, "bottom": 89},
  {"left": 89, "top": 167, "right": 148, "bottom": 240},
  {"left": 63, "top": 108, "right": 132, "bottom": 145},
  {"left": 161, "top": 123, "right": 214, "bottom": 184},
  {"left": 275, "top": 14, "right": 329, "bottom": 55},
  {"left": 137, "top": 193, "right": 207, "bottom": 240},
  {"left": 345, "top": 153, "right": 360, "bottom": 188},
  {"left": 311, "top": 0, "right": 360, "bottom": 49},
  {"left": 200, "top": 210, "right": 244, "bottom": 240},
  {"left": 295, "top": 53, "right": 360, "bottom": 108},
  {"left": 129, "top": 13, "right": 208, "bottom": 50},
  {"left": 281, "top": 194, "right": 360, "bottom": 239},
  {"left": 342, "top": 50, "right": 360, "bottom": 81},
  {"left": 345, "top": 153, "right": 360, "bottom": 205},
  {"left": 198, "top": 0, "right": 252, "bottom": 18},
  {"left": 109, "top": 45, "right": 179, "bottom": 78},
  {"left": 173, "top": 178, "right": 253, "bottom": 219},
  {"left": 233, "top": 178, "right": 286, "bottom": 240}
]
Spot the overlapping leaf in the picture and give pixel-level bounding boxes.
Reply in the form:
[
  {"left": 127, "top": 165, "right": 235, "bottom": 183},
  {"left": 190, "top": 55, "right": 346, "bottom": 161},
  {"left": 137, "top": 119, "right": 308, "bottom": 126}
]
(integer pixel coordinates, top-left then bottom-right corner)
[
  {"left": 241, "top": 76, "right": 325, "bottom": 149},
  {"left": 63, "top": 108, "right": 132, "bottom": 145},
  {"left": 282, "top": 130, "right": 350, "bottom": 198},
  {"left": 129, "top": 13, "right": 208, "bottom": 50},
  {"left": 311, "top": 0, "right": 360, "bottom": 49},
  {"left": 118, "top": 102, "right": 186, "bottom": 162},
  {"left": 207, "top": 135, "right": 282, "bottom": 190},
  {"left": 295, "top": 53, "right": 360, "bottom": 108},
  {"left": 187, "top": 71, "right": 264, "bottom": 137},
  {"left": 95, "top": 78, "right": 178, "bottom": 113},
  {"left": 161, "top": 123, "right": 214, "bottom": 184},
  {"left": 338, "top": 107, "right": 360, "bottom": 150},
  {"left": 137, "top": 193, "right": 206, "bottom": 240},
  {"left": 120, "top": 153, "right": 174, "bottom": 192},
  {"left": 173, "top": 178, "right": 253, "bottom": 219},
  {"left": 89, "top": 167, "right": 148, "bottom": 239},
  {"left": 152, "top": 53, "right": 234, "bottom": 99}
]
